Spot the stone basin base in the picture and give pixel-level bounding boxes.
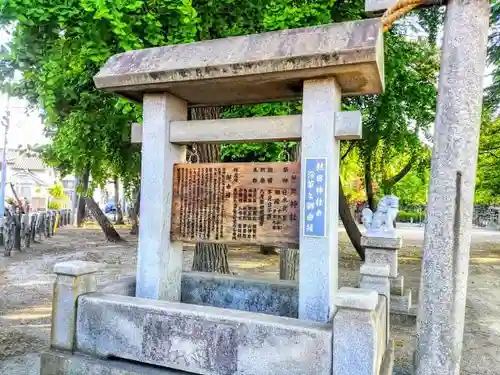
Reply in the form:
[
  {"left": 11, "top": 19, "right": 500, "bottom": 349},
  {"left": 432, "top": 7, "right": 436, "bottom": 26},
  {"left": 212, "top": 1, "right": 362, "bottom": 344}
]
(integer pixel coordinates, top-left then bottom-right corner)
[{"left": 40, "top": 350, "right": 184, "bottom": 375}]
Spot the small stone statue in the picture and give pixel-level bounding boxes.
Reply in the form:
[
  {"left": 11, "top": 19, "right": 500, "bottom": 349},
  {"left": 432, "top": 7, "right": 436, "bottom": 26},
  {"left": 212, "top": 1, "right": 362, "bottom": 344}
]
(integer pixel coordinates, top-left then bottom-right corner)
[{"left": 362, "top": 195, "right": 399, "bottom": 237}]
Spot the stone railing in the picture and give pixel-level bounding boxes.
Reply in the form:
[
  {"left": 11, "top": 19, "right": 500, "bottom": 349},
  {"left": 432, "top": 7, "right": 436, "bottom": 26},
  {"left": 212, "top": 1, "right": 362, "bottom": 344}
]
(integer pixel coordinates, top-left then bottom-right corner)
[{"left": 1, "top": 209, "right": 72, "bottom": 256}]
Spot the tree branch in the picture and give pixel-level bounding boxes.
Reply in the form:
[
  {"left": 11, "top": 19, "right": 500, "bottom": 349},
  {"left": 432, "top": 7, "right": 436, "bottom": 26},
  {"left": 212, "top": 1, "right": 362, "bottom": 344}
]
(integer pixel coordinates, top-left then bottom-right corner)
[
  {"left": 364, "top": 154, "right": 375, "bottom": 211},
  {"left": 479, "top": 146, "right": 500, "bottom": 154},
  {"left": 341, "top": 142, "right": 355, "bottom": 161},
  {"left": 384, "top": 156, "right": 415, "bottom": 188},
  {"left": 339, "top": 177, "right": 365, "bottom": 261}
]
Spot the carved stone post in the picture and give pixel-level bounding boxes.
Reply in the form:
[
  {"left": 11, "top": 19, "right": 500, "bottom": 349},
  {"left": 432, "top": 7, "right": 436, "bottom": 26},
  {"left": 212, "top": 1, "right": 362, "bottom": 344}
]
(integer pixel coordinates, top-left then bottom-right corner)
[
  {"left": 30, "top": 214, "right": 37, "bottom": 242},
  {"left": 333, "top": 287, "right": 392, "bottom": 375},
  {"left": 51, "top": 261, "right": 102, "bottom": 351},
  {"left": 45, "top": 212, "right": 51, "bottom": 237},
  {"left": 0, "top": 217, "right": 4, "bottom": 247},
  {"left": 360, "top": 263, "right": 391, "bottom": 344},
  {"left": 22, "top": 213, "right": 30, "bottom": 248},
  {"left": 13, "top": 212, "right": 21, "bottom": 250}
]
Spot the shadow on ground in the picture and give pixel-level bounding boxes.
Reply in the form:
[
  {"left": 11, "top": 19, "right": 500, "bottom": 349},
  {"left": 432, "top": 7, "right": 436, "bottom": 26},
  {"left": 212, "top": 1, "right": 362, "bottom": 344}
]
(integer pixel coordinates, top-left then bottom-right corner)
[{"left": 0, "top": 227, "right": 499, "bottom": 374}]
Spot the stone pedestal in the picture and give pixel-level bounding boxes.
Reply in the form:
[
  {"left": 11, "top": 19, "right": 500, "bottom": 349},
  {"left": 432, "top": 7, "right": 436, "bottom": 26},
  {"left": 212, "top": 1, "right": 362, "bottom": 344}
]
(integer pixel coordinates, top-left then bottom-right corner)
[
  {"left": 333, "top": 287, "right": 393, "bottom": 375},
  {"left": 0, "top": 217, "right": 4, "bottom": 246},
  {"left": 361, "top": 235, "right": 413, "bottom": 316},
  {"left": 362, "top": 236, "right": 401, "bottom": 278},
  {"left": 390, "top": 275, "right": 404, "bottom": 296},
  {"left": 51, "top": 261, "right": 102, "bottom": 351},
  {"left": 360, "top": 264, "right": 391, "bottom": 344}
]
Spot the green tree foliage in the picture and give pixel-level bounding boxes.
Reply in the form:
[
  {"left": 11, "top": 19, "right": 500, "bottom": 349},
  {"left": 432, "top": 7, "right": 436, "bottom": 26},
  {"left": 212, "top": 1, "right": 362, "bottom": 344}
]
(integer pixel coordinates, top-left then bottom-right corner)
[
  {"left": 391, "top": 169, "right": 429, "bottom": 206},
  {"left": 487, "top": 1, "right": 500, "bottom": 110},
  {"left": 475, "top": 109, "right": 500, "bottom": 204},
  {"left": 354, "top": 31, "right": 438, "bottom": 208},
  {"left": 0, "top": 0, "right": 441, "bottom": 248},
  {"left": 48, "top": 183, "right": 66, "bottom": 200}
]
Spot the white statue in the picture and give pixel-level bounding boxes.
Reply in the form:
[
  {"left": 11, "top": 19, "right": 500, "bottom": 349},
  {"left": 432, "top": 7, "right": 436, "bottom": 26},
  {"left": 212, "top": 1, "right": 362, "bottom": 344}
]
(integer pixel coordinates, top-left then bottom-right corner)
[{"left": 362, "top": 195, "right": 399, "bottom": 237}]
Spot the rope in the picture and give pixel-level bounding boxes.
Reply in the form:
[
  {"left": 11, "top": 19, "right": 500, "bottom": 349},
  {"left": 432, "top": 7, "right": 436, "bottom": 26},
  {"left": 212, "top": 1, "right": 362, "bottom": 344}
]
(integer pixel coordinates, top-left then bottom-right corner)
[{"left": 381, "top": 0, "right": 424, "bottom": 32}]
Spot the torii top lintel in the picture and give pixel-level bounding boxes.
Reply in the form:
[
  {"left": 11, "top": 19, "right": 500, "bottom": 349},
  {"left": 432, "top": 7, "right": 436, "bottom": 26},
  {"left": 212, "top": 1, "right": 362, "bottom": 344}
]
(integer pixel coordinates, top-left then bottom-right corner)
[{"left": 94, "top": 18, "right": 384, "bottom": 106}]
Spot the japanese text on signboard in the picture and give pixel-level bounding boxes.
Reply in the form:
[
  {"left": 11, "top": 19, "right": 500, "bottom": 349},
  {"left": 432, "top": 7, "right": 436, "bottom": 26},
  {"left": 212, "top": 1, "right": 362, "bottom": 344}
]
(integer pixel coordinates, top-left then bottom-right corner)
[{"left": 303, "top": 158, "right": 327, "bottom": 237}]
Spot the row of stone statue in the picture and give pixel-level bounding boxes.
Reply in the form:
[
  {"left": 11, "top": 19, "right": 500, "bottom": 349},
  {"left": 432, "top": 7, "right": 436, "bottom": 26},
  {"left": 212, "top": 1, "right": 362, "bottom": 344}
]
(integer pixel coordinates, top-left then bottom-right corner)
[{"left": 1, "top": 209, "right": 72, "bottom": 257}]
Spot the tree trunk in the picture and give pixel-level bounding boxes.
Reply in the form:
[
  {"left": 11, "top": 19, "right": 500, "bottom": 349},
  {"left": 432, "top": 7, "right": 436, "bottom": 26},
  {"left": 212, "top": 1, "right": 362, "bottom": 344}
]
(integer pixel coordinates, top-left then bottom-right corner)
[
  {"left": 71, "top": 176, "right": 80, "bottom": 226},
  {"left": 364, "top": 154, "right": 376, "bottom": 211},
  {"left": 114, "top": 177, "right": 125, "bottom": 225},
  {"left": 84, "top": 196, "right": 122, "bottom": 242},
  {"left": 191, "top": 243, "right": 230, "bottom": 273},
  {"left": 382, "top": 157, "right": 415, "bottom": 195},
  {"left": 279, "top": 248, "right": 299, "bottom": 280},
  {"left": 279, "top": 143, "right": 301, "bottom": 279},
  {"left": 339, "top": 178, "right": 365, "bottom": 261},
  {"left": 189, "top": 107, "right": 230, "bottom": 274},
  {"left": 130, "top": 187, "right": 140, "bottom": 235},
  {"left": 77, "top": 169, "right": 90, "bottom": 227}
]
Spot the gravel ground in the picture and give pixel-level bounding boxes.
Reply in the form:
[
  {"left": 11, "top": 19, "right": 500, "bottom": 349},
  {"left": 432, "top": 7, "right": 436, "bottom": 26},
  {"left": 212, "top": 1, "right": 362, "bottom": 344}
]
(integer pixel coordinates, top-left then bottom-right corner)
[{"left": 0, "top": 226, "right": 499, "bottom": 374}]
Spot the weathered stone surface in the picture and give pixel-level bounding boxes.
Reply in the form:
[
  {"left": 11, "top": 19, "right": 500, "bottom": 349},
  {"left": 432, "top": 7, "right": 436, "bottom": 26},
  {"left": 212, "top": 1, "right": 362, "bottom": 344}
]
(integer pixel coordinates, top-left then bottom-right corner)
[
  {"left": 334, "top": 110, "right": 363, "bottom": 140},
  {"left": 98, "top": 273, "right": 299, "bottom": 317},
  {"left": 379, "top": 342, "right": 395, "bottom": 375},
  {"left": 359, "top": 274, "right": 390, "bottom": 346},
  {"left": 391, "top": 289, "right": 412, "bottom": 314},
  {"left": 360, "top": 264, "right": 390, "bottom": 277},
  {"left": 181, "top": 272, "right": 298, "bottom": 318},
  {"left": 390, "top": 275, "right": 404, "bottom": 296},
  {"left": 51, "top": 263, "right": 100, "bottom": 351},
  {"left": 99, "top": 276, "right": 136, "bottom": 296},
  {"left": 360, "top": 275, "right": 390, "bottom": 299},
  {"left": 131, "top": 122, "right": 142, "bottom": 144},
  {"left": 333, "top": 296, "right": 388, "bottom": 375},
  {"left": 334, "top": 287, "right": 378, "bottom": 311},
  {"left": 54, "top": 261, "right": 103, "bottom": 276},
  {"left": 365, "top": 0, "right": 398, "bottom": 14},
  {"left": 299, "top": 78, "right": 341, "bottom": 323},
  {"left": 94, "top": 19, "right": 384, "bottom": 105},
  {"left": 40, "top": 350, "right": 184, "bottom": 375},
  {"left": 361, "top": 196, "right": 399, "bottom": 238},
  {"left": 136, "top": 93, "right": 186, "bottom": 301},
  {"left": 365, "top": 248, "right": 398, "bottom": 278},
  {"left": 76, "top": 293, "right": 332, "bottom": 375},
  {"left": 414, "top": 1, "right": 490, "bottom": 373},
  {"left": 361, "top": 235, "right": 402, "bottom": 250},
  {"left": 132, "top": 111, "right": 363, "bottom": 145}
]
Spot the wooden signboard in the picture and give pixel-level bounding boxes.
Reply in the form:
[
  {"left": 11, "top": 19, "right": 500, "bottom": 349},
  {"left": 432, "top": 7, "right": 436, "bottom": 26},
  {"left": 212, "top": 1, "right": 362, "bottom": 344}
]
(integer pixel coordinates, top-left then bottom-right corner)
[{"left": 171, "top": 162, "right": 300, "bottom": 247}]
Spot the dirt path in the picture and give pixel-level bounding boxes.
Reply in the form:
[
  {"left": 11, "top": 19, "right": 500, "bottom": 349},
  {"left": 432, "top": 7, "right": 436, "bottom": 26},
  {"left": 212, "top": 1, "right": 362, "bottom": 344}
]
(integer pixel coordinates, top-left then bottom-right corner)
[{"left": 0, "top": 227, "right": 499, "bottom": 374}]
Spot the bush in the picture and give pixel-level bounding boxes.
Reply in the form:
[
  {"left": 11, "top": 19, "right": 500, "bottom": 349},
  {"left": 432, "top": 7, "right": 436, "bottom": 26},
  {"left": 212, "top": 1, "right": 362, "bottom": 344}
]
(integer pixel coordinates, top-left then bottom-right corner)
[
  {"left": 397, "top": 210, "right": 424, "bottom": 223},
  {"left": 48, "top": 201, "right": 61, "bottom": 210}
]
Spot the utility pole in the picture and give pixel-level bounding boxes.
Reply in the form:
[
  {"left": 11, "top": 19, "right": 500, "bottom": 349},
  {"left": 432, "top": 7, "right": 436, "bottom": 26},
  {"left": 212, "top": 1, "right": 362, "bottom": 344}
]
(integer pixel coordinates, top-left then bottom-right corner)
[{"left": 0, "top": 95, "right": 10, "bottom": 218}]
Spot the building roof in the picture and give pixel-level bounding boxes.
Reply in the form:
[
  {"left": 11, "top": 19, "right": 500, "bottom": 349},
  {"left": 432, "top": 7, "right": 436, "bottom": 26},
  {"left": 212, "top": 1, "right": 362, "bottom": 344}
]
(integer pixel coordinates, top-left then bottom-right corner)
[
  {"left": 10, "top": 170, "right": 50, "bottom": 186},
  {"left": 0, "top": 149, "right": 47, "bottom": 171},
  {"left": 12, "top": 156, "right": 46, "bottom": 170}
]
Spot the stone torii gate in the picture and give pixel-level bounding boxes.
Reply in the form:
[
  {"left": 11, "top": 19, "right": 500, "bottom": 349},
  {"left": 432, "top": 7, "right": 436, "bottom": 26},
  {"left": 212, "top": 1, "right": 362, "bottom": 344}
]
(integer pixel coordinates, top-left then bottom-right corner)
[
  {"left": 40, "top": 18, "right": 395, "bottom": 375},
  {"left": 96, "top": 20, "right": 380, "bottom": 322},
  {"left": 369, "top": 0, "right": 490, "bottom": 374}
]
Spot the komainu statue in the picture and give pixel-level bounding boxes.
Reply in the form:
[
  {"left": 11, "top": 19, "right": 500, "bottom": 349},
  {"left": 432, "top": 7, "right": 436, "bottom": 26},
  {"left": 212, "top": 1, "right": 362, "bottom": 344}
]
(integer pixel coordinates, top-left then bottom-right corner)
[{"left": 362, "top": 195, "right": 399, "bottom": 237}]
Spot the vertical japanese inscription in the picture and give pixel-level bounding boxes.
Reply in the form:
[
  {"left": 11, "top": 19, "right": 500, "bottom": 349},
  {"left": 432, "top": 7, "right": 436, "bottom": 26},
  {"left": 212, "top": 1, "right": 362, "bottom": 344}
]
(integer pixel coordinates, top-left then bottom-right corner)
[
  {"left": 173, "top": 163, "right": 300, "bottom": 244},
  {"left": 303, "top": 158, "right": 327, "bottom": 237},
  {"left": 177, "top": 166, "right": 226, "bottom": 240}
]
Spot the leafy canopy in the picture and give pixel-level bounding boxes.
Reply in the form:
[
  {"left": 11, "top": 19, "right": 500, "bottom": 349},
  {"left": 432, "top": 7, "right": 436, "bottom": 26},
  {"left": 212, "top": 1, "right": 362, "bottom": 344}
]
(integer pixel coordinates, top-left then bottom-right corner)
[{"left": 1, "top": 0, "right": 438, "bottom": 205}]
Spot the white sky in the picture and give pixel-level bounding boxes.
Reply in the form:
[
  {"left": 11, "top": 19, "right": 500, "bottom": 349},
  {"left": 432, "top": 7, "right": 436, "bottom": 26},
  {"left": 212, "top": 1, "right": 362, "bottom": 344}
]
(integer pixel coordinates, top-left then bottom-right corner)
[{"left": 0, "top": 28, "right": 48, "bottom": 150}]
